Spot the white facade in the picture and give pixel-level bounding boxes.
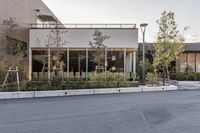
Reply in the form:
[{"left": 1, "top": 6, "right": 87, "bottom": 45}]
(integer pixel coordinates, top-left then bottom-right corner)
[{"left": 30, "top": 28, "right": 138, "bottom": 48}]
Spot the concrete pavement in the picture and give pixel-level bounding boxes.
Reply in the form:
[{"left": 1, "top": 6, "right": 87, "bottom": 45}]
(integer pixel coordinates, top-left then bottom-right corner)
[{"left": 1, "top": 90, "right": 200, "bottom": 133}]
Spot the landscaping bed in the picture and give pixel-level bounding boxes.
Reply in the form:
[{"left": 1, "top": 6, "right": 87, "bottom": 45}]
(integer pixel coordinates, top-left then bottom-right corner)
[
  {"left": 1, "top": 73, "right": 139, "bottom": 92},
  {"left": 170, "top": 72, "right": 200, "bottom": 81}
]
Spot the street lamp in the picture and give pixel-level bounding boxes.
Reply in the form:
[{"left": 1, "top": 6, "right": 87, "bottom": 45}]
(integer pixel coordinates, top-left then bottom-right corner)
[{"left": 140, "top": 23, "right": 148, "bottom": 86}]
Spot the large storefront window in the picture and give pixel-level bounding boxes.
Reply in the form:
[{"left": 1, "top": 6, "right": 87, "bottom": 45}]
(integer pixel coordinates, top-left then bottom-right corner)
[
  {"left": 31, "top": 48, "right": 136, "bottom": 81},
  {"left": 188, "top": 53, "right": 195, "bottom": 71},
  {"left": 88, "top": 49, "right": 105, "bottom": 73},
  {"left": 32, "top": 50, "right": 48, "bottom": 79},
  {"left": 50, "top": 50, "right": 68, "bottom": 78},
  {"left": 69, "top": 49, "right": 86, "bottom": 79},
  {"left": 179, "top": 53, "right": 187, "bottom": 72},
  {"left": 196, "top": 53, "right": 200, "bottom": 72},
  {"left": 107, "top": 49, "right": 124, "bottom": 73}
]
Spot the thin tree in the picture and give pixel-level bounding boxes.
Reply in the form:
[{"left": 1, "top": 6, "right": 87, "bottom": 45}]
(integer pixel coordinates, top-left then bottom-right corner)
[
  {"left": 46, "top": 28, "right": 69, "bottom": 77},
  {"left": 89, "top": 30, "right": 110, "bottom": 72},
  {"left": 153, "top": 11, "right": 185, "bottom": 85},
  {"left": 1, "top": 17, "right": 26, "bottom": 91}
]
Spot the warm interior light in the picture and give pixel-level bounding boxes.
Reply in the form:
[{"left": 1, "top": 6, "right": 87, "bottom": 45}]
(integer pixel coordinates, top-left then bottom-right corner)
[
  {"left": 112, "top": 55, "right": 116, "bottom": 61},
  {"left": 112, "top": 67, "right": 116, "bottom": 71}
]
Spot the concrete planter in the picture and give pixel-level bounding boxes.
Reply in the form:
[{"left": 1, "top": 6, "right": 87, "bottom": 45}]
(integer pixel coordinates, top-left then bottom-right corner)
[
  {"left": 171, "top": 80, "right": 200, "bottom": 85},
  {"left": 141, "top": 85, "right": 177, "bottom": 92},
  {"left": 0, "top": 91, "right": 34, "bottom": 99},
  {"left": 0, "top": 85, "right": 177, "bottom": 100}
]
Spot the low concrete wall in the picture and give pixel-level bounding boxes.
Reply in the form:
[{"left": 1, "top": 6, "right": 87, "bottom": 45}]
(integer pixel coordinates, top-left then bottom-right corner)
[
  {"left": 170, "top": 80, "right": 200, "bottom": 85},
  {"left": 0, "top": 92, "right": 34, "bottom": 99},
  {"left": 0, "top": 85, "right": 177, "bottom": 100},
  {"left": 141, "top": 85, "right": 177, "bottom": 92},
  {"left": 176, "top": 81, "right": 200, "bottom": 86}
]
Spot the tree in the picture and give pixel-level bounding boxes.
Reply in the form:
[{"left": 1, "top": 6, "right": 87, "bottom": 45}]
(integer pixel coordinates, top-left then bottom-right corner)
[
  {"left": 37, "top": 28, "right": 69, "bottom": 78},
  {"left": 1, "top": 17, "right": 26, "bottom": 68},
  {"left": 89, "top": 30, "right": 110, "bottom": 48},
  {"left": 89, "top": 30, "right": 110, "bottom": 72},
  {"left": 153, "top": 11, "right": 184, "bottom": 85},
  {"left": 47, "top": 28, "right": 69, "bottom": 77},
  {"left": 0, "top": 17, "right": 27, "bottom": 91}
]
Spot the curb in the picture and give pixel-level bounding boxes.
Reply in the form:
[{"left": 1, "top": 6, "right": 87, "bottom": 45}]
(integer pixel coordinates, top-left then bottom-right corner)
[{"left": 0, "top": 85, "right": 177, "bottom": 100}]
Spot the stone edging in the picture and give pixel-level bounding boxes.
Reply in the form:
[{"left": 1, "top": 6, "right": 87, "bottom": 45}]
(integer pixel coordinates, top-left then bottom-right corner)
[{"left": 0, "top": 85, "right": 177, "bottom": 99}]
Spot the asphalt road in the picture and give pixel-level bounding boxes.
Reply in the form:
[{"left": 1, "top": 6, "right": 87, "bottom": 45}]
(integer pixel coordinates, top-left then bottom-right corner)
[{"left": 1, "top": 90, "right": 200, "bottom": 133}]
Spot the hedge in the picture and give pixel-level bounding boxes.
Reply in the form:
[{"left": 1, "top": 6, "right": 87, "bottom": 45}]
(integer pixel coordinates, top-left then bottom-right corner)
[{"left": 170, "top": 72, "right": 200, "bottom": 81}]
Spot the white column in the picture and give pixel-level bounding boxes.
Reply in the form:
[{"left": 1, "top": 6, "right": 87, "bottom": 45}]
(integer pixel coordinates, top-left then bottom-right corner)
[
  {"left": 28, "top": 48, "right": 32, "bottom": 80},
  {"left": 86, "top": 48, "right": 88, "bottom": 81},
  {"left": 67, "top": 47, "right": 69, "bottom": 79},
  {"left": 105, "top": 48, "right": 107, "bottom": 73},
  {"left": 133, "top": 51, "right": 136, "bottom": 74},
  {"left": 129, "top": 53, "right": 132, "bottom": 72},
  {"left": 48, "top": 48, "right": 51, "bottom": 80},
  {"left": 124, "top": 48, "right": 127, "bottom": 80},
  {"left": 133, "top": 51, "right": 136, "bottom": 81}
]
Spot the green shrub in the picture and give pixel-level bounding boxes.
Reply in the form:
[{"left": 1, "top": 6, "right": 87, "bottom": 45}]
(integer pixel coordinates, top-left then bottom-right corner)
[
  {"left": 170, "top": 72, "right": 200, "bottom": 81},
  {"left": 146, "top": 72, "right": 157, "bottom": 86},
  {"left": 26, "top": 80, "right": 138, "bottom": 91},
  {"left": 23, "top": 73, "right": 139, "bottom": 91}
]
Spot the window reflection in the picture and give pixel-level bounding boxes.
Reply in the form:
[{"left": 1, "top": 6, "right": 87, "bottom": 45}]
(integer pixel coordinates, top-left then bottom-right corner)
[
  {"left": 188, "top": 53, "right": 195, "bottom": 71},
  {"left": 32, "top": 50, "right": 48, "bottom": 79},
  {"left": 31, "top": 48, "right": 136, "bottom": 81},
  {"left": 69, "top": 50, "right": 86, "bottom": 79}
]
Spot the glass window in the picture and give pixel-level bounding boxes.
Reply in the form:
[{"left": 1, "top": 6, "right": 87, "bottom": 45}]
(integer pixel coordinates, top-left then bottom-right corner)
[
  {"left": 107, "top": 49, "right": 124, "bottom": 73},
  {"left": 69, "top": 49, "right": 86, "bottom": 80},
  {"left": 88, "top": 49, "right": 105, "bottom": 73},
  {"left": 50, "top": 50, "right": 67, "bottom": 78},
  {"left": 32, "top": 50, "right": 48, "bottom": 80},
  {"left": 179, "top": 53, "right": 187, "bottom": 72},
  {"left": 188, "top": 53, "right": 195, "bottom": 71},
  {"left": 196, "top": 53, "right": 200, "bottom": 72}
]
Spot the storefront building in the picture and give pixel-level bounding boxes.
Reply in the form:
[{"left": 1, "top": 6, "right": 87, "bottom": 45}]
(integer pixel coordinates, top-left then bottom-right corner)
[{"left": 29, "top": 24, "right": 138, "bottom": 81}]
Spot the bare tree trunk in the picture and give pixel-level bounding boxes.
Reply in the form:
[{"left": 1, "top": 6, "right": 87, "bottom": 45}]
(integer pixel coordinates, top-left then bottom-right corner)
[
  {"left": 163, "top": 68, "right": 166, "bottom": 86},
  {"left": 166, "top": 67, "right": 170, "bottom": 85},
  {"left": 163, "top": 75, "right": 165, "bottom": 85}
]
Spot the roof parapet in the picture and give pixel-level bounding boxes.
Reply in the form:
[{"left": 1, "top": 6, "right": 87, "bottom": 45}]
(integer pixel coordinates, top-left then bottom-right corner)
[{"left": 30, "top": 23, "right": 137, "bottom": 29}]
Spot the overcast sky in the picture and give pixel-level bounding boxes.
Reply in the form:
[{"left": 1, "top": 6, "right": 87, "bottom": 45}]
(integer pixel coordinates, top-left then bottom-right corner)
[{"left": 42, "top": 0, "right": 200, "bottom": 43}]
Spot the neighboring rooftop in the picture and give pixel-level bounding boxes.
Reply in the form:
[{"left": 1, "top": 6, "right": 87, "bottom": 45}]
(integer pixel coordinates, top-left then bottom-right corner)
[
  {"left": 183, "top": 43, "right": 200, "bottom": 52},
  {"left": 138, "top": 43, "right": 200, "bottom": 52}
]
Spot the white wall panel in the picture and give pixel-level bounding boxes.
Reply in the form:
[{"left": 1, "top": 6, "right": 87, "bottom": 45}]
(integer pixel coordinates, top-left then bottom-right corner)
[{"left": 30, "top": 29, "right": 138, "bottom": 48}]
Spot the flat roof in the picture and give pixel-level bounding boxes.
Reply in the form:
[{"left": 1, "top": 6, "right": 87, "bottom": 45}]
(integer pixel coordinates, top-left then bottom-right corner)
[
  {"left": 30, "top": 23, "right": 137, "bottom": 29},
  {"left": 138, "top": 43, "right": 200, "bottom": 52}
]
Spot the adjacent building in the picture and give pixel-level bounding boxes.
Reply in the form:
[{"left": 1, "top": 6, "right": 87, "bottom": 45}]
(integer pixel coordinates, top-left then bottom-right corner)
[
  {"left": 176, "top": 43, "right": 200, "bottom": 72},
  {"left": 0, "top": 0, "right": 60, "bottom": 43},
  {"left": 0, "top": 0, "right": 61, "bottom": 78},
  {"left": 139, "top": 43, "right": 200, "bottom": 73}
]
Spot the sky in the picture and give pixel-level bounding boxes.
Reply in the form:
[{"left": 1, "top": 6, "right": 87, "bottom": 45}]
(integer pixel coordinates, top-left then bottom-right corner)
[{"left": 42, "top": 0, "right": 200, "bottom": 43}]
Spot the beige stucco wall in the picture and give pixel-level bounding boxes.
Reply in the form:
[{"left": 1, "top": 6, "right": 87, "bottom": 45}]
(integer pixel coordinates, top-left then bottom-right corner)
[{"left": 0, "top": 0, "right": 60, "bottom": 43}]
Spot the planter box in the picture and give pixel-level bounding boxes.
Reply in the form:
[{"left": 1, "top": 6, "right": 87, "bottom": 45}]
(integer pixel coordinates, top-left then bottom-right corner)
[
  {"left": 170, "top": 80, "right": 200, "bottom": 85},
  {"left": 0, "top": 85, "right": 178, "bottom": 100},
  {"left": 0, "top": 91, "right": 34, "bottom": 99},
  {"left": 34, "top": 90, "right": 66, "bottom": 98},
  {"left": 66, "top": 89, "right": 95, "bottom": 96},
  {"left": 141, "top": 85, "right": 177, "bottom": 92}
]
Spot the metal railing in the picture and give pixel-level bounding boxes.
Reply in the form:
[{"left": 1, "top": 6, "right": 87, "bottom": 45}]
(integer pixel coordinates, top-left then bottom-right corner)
[{"left": 30, "top": 23, "right": 137, "bottom": 29}]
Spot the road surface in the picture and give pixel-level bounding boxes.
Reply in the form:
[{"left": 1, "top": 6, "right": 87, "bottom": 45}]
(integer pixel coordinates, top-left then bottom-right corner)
[{"left": 1, "top": 90, "right": 200, "bottom": 133}]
